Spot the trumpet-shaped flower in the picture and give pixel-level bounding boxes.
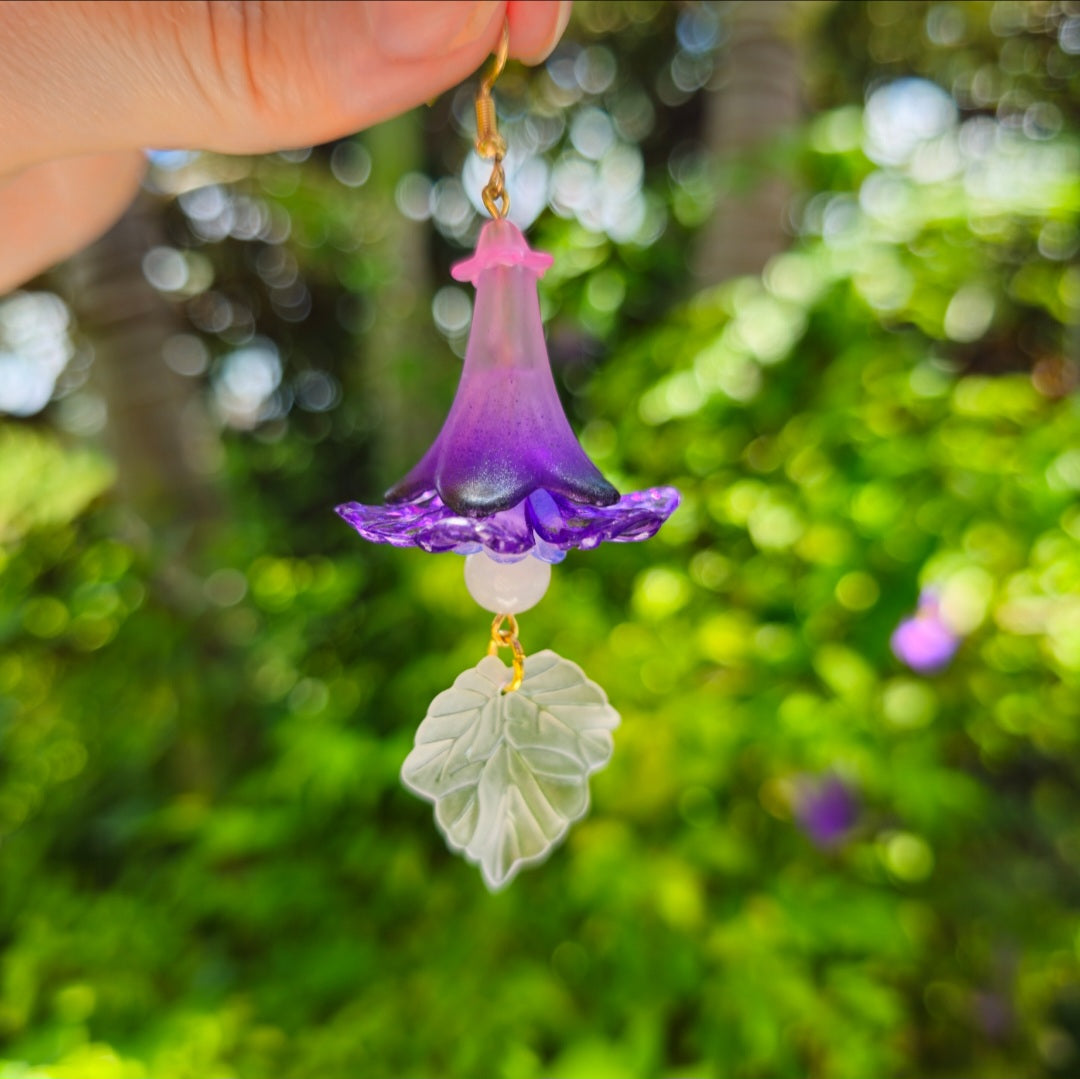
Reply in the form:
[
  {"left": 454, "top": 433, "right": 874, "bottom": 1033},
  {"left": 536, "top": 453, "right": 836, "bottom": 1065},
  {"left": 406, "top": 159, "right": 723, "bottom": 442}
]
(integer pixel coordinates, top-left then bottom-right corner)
[{"left": 337, "top": 220, "right": 678, "bottom": 561}]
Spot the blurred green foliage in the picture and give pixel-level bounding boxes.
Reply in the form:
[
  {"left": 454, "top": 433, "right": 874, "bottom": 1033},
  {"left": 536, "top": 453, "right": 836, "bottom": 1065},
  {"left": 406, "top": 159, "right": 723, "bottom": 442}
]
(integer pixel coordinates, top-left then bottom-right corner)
[{"left": 2, "top": 2, "right": 1079, "bottom": 1077}]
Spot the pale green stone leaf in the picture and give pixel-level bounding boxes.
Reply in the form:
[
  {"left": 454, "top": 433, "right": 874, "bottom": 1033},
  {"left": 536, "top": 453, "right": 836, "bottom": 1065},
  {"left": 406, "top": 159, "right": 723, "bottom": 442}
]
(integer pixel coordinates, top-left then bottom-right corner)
[{"left": 401, "top": 649, "right": 620, "bottom": 890}]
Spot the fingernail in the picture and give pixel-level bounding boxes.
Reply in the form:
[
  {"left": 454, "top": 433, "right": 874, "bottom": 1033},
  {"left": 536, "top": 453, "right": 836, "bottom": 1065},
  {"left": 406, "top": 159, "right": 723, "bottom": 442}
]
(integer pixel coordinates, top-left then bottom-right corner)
[{"left": 370, "top": 1, "right": 501, "bottom": 60}]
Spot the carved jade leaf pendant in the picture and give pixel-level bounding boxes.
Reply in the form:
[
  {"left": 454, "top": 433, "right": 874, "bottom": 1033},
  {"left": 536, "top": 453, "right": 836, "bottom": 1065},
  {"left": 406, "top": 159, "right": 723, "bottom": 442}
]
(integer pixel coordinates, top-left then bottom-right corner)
[{"left": 401, "top": 649, "right": 620, "bottom": 890}]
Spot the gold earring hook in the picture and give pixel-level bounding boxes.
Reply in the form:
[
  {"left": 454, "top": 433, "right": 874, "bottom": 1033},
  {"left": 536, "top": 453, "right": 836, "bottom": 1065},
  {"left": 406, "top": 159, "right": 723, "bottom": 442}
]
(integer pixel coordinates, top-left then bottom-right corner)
[
  {"left": 479, "top": 18, "right": 510, "bottom": 98},
  {"left": 474, "top": 19, "right": 511, "bottom": 220}
]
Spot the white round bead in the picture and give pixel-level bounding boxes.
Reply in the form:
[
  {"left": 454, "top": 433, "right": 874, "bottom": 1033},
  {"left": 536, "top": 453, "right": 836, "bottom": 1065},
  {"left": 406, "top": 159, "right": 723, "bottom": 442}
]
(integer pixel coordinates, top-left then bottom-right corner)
[{"left": 464, "top": 553, "right": 552, "bottom": 614}]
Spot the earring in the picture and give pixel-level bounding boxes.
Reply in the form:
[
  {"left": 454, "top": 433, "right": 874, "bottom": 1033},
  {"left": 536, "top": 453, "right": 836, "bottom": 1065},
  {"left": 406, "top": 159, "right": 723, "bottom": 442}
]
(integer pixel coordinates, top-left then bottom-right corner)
[{"left": 336, "top": 24, "right": 679, "bottom": 889}]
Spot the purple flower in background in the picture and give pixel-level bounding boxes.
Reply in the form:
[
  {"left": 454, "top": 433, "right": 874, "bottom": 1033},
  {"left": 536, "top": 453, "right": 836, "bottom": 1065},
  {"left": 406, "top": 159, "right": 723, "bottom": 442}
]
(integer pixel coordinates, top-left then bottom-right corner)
[
  {"left": 337, "top": 220, "right": 679, "bottom": 561},
  {"left": 795, "top": 774, "right": 859, "bottom": 849},
  {"left": 891, "top": 590, "right": 959, "bottom": 673}
]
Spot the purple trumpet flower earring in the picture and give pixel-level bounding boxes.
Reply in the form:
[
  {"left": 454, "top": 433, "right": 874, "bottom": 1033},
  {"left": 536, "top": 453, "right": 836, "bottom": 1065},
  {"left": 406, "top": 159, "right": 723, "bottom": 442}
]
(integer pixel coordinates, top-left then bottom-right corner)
[{"left": 337, "top": 27, "right": 679, "bottom": 889}]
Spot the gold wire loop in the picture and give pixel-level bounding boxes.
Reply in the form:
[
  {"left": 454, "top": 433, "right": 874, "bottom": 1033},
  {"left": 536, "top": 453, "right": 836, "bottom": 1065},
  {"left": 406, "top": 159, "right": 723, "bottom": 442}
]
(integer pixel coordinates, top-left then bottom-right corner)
[
  {"left": 487, "top": 612, "right": 525, "bottom": 693},
  {"left": 474, "top": 20, "right": 511, "bottom": 220},
  {"left": 481, "top": 166, "right": 510, "bottom": 220}
]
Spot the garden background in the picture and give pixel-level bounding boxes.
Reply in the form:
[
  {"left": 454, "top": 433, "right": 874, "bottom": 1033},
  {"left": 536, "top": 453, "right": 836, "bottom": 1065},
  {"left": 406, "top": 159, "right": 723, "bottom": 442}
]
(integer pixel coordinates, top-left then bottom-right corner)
[{"left": 1, "top": 1, "right": 1079, "bottom": 1076}]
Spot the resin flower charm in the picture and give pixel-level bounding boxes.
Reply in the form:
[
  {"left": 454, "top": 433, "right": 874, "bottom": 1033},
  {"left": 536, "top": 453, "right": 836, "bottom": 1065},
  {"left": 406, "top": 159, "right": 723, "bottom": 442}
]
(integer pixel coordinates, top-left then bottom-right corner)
[{"left": 336, "top": 220, "right": 678, "bottom": 560}]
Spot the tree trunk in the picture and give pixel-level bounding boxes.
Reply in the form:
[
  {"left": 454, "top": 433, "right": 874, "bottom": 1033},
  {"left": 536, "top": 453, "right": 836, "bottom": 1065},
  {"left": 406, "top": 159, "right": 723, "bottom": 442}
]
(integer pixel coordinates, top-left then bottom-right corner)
[
  {"left": 357, "top": 111, "right": 440, "bottom": 483},
  {"left": 64, "top": 192, "right": 221, "bottom": 548},
  {"left": 694, "top": 0, "right": 804, "bottom": 285}
]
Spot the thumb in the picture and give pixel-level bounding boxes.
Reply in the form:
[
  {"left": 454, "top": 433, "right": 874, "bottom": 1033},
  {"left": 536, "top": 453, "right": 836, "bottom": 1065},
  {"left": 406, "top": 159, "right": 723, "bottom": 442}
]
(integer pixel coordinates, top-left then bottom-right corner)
[
  {"left": 0, "top": 1, "right": 570, "bottom": 174},
  {"left": 0, "top": 151, "right": 146, "bottom": 294}
]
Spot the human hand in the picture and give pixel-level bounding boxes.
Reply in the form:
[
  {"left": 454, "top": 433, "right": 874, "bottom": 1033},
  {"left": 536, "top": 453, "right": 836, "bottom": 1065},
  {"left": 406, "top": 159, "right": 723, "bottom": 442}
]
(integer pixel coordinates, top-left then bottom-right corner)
[{"left": 0, "top": 0, "right": 571, "bottom": 292}]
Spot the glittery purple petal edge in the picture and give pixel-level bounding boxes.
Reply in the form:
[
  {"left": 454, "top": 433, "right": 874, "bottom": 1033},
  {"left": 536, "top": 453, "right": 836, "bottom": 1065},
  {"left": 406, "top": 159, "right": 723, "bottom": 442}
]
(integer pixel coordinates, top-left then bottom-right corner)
[{"left": 335, "top": 486, "right": 680, "bottom": 560}]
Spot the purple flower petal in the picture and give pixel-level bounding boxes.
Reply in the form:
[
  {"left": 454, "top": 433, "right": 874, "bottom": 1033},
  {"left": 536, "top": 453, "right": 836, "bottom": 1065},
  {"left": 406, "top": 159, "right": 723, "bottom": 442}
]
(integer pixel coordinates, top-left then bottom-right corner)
[
  {"left": 336, "top": 485, "right": 680, "bottom": 561},
  {"left": 526, "top": 488, "right": 681, "bottom": 549}
]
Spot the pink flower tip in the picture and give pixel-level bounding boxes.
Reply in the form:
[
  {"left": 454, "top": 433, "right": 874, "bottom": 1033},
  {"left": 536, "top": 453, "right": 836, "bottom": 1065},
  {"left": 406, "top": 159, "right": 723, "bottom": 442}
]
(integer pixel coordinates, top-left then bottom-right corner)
[{"left": 451, "top": 219, "right": 554, "bottom": 284}]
